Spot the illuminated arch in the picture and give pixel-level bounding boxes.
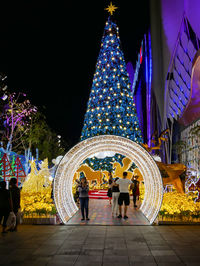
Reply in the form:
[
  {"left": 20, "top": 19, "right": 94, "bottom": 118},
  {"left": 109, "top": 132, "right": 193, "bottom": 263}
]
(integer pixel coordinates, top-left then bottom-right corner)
[{"left": 54, "top": 135, "right": 163, "bottom": 225}]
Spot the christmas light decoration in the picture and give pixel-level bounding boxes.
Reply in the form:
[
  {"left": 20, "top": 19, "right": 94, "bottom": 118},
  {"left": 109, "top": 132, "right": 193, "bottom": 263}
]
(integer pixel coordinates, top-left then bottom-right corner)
[
  {"left": 0, "top": 153, "right": 15, "bottom": 181},
  {"left": 54, "top": 135, "right": 163, "bottom": 225},
  {"left": 83, "top": 152, "right": 136, "bottom": 173},
  {"left": 80, "top": 16, "right": 143, "bottom": 143}
]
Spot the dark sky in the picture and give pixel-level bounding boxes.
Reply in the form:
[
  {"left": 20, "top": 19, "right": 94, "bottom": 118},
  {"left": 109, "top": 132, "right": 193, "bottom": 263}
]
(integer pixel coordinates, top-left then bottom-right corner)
[{"left": 0, "top": 1, "right": 150, "bottom": 147}]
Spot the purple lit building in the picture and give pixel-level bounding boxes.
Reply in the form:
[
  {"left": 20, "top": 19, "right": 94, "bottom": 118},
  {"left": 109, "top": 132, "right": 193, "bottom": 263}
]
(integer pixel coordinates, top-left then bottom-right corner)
[
  {"left": 149, "top": 0, "right": 200, "bottom": 165},
  {"left": 127, "top": 34, "right": 157, "bottom": 146}
]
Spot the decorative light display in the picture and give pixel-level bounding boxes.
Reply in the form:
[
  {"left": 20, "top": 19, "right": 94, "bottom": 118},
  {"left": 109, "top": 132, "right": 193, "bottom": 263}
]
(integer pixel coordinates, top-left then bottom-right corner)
[
  {"left": 104, "top": 2, "right": 118, "bottom": 16},
  {"left": 0, "top": 153, "right": 15, "bottom": 181},
  {"left": 82, "top": 152, "right": 136, "bottom": 173},
  {"left": 0, "top": 153, "right": 26, "bottom": 186},
  {"left": 14, "top": 157, "right": 26, "bottom": 185},
  {"left": 21, "top": 159, "right": 56, "bottom": 217},
  {"left": 54, "top": 135, "right": 163, "bottom": 225},
  {"left": 188, "top": 179, "right": 200, "bottom": 202},
  {"left": 159, "top": 191, "right": 200, "bottom": 221},
  {"left": 179, "top": 121, "right": 200, "bottom": 171},
  {"left": 80, "top": 16, "right": 143, "bottom": 143},
  {"left": 1, "top": 92, "right": 37, "bottom": 152}
]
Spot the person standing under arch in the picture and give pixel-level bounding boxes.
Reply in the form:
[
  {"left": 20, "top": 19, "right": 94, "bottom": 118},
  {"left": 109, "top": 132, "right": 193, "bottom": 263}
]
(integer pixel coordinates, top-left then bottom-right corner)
[
  {"left": 111, "top": 177, "right": 120, "bottom": 217},
  {"left": 78, "top": 176, "right": 90, "bottom": 221},
  {"left": 131, "top": 175, "right": 140, "bottom": 207},
  {"left": 107, "top": 172, "right": 113, "bottom": 205},
  {"left": 116, "top": 172, "right": 133, "bottom": 219}
]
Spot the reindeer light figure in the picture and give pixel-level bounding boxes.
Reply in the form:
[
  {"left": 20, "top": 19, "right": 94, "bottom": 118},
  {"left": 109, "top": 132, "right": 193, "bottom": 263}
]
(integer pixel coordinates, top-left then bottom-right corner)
[
  {"left": 112, "top": 157, "right": 133, "bottom": 179},
  {"left": 76, "top": 164, "right": 103, "bottom": 184},
  {"left": 142, "top": 129, "right": 170, "bottom": 153},
  {"left": 141, "top": 129, "right": 186, "bottom": 193}
]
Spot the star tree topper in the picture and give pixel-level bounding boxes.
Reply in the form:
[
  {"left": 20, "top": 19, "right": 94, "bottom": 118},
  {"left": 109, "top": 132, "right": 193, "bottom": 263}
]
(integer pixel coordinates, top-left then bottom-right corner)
[{"left": 105, "top": 2, "right": 118, "bottom": 15}]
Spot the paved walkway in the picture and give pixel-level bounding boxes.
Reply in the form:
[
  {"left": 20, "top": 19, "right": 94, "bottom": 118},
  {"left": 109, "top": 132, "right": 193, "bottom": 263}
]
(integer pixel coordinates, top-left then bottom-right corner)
[
  {"left": 1, "top": 225, "right": 200, "bottom": 265},
  {"left": 67, "top": 199, "right": 149, "bottom": 225}
]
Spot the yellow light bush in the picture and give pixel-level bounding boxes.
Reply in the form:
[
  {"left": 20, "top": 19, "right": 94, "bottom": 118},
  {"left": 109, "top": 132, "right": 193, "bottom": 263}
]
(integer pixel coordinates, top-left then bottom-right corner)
[
  {"left": 21, "top": 191, "right": 56, "bottom": 217},
  {"left": 138, "top": 182, "right": 200, "bottom": 221},
  {"left": 159, "top": 191, "right": 200, "bottom": 220}
]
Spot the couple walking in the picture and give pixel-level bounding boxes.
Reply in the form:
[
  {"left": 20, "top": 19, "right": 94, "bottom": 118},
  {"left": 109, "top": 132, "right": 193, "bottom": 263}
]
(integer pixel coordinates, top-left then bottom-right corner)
[{"left": 111, "top": 172, "right": 139, "bottom": 219}]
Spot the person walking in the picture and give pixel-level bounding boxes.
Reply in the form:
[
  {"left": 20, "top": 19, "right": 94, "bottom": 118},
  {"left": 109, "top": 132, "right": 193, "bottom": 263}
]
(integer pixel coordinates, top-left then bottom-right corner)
[
  {"left": 131, "top": 175, "right": 140, "bottom": 207},
  {"left": 0, "top": 181, "right": 11, "bottom": 234},
  {"left": 111, "top": 177, "right": 120, "bottom": 217},
  {"left": 9, "top": 178, "right": 20, "bottom": 232},
  {"left": 116, "top": 172, "right": 133, "bottom": 219},
  {"left": 107, "top": 172, "right": 113, "bottom": 205},
  {"left": 78, "top": 176, "right": 90, "bottom": 221}
]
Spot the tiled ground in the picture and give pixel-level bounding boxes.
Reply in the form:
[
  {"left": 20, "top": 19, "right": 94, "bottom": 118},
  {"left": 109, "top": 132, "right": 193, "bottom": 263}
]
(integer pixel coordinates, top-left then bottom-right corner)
[
  {"left": 1, "top": 225, "right": 200, "bottom": 265},
  {"left": 67, "top": 199, "right": 149, "bottom": 225}
]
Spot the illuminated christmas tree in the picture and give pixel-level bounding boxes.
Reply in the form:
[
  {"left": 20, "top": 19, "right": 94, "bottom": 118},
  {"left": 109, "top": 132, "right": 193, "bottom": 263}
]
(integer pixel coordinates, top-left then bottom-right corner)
[{"left": 81, "top": 6, "right": 143, "bottom": 143}]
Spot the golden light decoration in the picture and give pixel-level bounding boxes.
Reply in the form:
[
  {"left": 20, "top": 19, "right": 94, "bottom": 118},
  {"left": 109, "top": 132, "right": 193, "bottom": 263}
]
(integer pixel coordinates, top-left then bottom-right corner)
[
  {"left": 158, "top": 191, "right": 200, "bottom": 222},
  {"left": 21, "top": 159, "right": 56, "bottom": 217},
  {"left": 54, "top": 135, "right": 163, "bottom": 225}
]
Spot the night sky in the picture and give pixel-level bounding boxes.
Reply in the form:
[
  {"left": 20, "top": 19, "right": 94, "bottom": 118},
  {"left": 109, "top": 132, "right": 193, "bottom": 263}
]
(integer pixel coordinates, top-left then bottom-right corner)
[{"left": 0, "top": 1, "right": 150, "bottom": 147}]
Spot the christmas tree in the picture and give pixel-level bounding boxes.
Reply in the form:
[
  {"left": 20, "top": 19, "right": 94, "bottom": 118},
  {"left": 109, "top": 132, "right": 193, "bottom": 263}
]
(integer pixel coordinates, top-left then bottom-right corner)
[{"left": 81, "top": 5, "right": 143, "bottom": 143}]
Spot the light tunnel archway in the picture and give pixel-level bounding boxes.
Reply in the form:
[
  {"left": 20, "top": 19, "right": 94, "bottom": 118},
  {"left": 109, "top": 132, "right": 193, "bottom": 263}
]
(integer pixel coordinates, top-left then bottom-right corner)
[{"left": 54, "top": 135, "right": 163, "bottom": 225}]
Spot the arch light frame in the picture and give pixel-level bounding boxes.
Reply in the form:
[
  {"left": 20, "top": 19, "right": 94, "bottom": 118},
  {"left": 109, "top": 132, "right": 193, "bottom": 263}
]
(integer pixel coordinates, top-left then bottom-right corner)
[{"left": 54, "top": 135, "right": 163, "bottom": 225}]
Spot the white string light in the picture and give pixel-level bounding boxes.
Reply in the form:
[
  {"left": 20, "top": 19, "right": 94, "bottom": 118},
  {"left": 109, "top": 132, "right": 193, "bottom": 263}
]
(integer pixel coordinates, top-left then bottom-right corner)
[{"left": 54, "top": 135, "right": 163, "bottom": 225}]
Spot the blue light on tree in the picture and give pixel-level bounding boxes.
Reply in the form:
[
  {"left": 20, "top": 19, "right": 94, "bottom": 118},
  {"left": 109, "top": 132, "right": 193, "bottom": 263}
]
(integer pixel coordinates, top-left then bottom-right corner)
[{"left": 81, "top": 16, "right": 143, "bottom": 143}]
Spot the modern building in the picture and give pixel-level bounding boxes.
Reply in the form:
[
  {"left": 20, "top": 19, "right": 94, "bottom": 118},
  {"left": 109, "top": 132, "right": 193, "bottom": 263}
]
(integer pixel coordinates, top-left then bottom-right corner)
[{"left": 148, "top": 0, "right": 200, "bottom": 167}]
